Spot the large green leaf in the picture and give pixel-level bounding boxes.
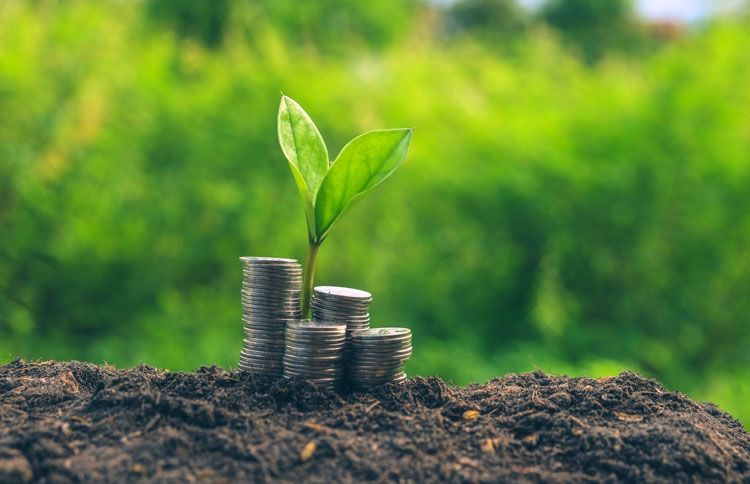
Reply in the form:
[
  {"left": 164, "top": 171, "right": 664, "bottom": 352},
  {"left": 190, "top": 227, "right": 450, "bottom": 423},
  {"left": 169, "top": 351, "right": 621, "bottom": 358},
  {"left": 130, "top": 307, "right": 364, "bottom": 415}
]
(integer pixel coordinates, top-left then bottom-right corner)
[
  {"left": 277, "top": 95, "right": 329, "bottom": 235},
  {"left": 314, "top": 128, "right": 412, "bottom": 241}
]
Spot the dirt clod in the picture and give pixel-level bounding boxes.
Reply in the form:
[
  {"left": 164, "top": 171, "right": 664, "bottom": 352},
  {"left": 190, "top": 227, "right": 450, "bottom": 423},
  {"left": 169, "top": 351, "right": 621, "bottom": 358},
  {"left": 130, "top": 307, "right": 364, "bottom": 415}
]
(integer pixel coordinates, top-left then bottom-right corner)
[{"left": 1, "top": 358, "right": 748, "bottom": 483}]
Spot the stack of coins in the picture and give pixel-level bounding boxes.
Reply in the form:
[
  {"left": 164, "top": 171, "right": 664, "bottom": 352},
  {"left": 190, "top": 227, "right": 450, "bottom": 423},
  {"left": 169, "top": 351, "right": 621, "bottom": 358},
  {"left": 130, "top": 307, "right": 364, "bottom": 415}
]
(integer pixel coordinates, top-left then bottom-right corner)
[
  {"left": 348, "top": 328, "right": 412, "bottom": 389},
  {"left": 311, "top": 286, "right": 371, "bottom": 353},
  {"left": 283, "top": 321, "right": 347, "bottom": 390},
  {"left": 239, "top": 257, "right": 302, "bottom": 376}
]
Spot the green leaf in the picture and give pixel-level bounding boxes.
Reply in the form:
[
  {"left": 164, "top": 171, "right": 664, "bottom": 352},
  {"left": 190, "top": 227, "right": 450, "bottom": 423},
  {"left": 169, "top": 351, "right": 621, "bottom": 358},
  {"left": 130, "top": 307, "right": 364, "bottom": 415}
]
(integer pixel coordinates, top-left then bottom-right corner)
[
  {"left": 277, "top": 95, "right": 329, "bottom": 235},
  {"left": 314, "top": 128, "right": 412, "bottom": 241}
]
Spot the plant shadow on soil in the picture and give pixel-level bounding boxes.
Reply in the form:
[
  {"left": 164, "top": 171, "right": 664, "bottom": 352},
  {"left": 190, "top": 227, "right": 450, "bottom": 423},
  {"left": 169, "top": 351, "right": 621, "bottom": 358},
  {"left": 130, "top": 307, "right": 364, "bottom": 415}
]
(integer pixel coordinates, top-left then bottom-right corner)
[{"left": 0, "top": 359, "right": 748, "bottom": 483}]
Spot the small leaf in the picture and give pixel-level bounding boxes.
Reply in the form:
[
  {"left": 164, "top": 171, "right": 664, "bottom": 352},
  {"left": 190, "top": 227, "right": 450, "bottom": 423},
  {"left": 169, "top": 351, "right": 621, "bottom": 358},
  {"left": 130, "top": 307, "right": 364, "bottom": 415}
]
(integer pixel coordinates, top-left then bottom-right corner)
[
  {"left": 480, "top": 438, "right": 496, "bottom": 453},
  {"left": 614, "top": 412, "right": 644, "bottom": 422},
  {"left": 522, "top": 433, "right": 538, "bottom": 446},
  {"left": 463, "top": 409, "right": 480, "bottom": 421},
  {"left": 277, "top": 95, "right": 329, "bottom": 234},
  {"left": 300, "top": 440, "right": 317, "bottom": 462},
  {"left": 314, "top": 128, "right": 412, "bottom": 241}
]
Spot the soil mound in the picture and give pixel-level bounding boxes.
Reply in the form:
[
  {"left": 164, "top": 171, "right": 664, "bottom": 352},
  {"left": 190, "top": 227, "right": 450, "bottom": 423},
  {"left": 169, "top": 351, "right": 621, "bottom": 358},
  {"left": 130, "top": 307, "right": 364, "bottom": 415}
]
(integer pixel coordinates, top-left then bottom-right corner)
[{"left": 0, "top": 359, "right": 748, "bottom": 483}]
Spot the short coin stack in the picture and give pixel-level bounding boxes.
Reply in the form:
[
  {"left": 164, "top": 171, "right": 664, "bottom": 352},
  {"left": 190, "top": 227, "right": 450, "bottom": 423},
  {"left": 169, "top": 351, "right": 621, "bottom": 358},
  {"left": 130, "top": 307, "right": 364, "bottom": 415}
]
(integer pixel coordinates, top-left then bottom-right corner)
[
  {"left": 283, "top": 321, "right": 347, "bottom": 390},
  {"left": 239, "top": 257, "right": 302, "bottom": 376},
  {"left": 311, "top": 286, "right": 371, "bottom": 354},
  {"left": 348, "top": 328, "right": 412, "bottom": 389}
]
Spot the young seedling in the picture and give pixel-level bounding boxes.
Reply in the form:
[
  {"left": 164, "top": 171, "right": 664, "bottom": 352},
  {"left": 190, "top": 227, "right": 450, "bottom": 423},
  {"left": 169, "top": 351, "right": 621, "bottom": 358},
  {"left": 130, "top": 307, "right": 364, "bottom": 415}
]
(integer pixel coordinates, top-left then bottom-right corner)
[{"left": 278, "top": 95, "right": 412, "bottom": 318}]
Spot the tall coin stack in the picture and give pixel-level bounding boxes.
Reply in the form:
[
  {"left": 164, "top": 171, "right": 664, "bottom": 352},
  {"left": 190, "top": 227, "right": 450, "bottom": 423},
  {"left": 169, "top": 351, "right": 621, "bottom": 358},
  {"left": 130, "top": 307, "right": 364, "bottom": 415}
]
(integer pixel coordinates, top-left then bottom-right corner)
[
  {"left": 239, "top": 257, "right": 302, "bottom": 376},
  {"left": 283, "top": 321, "right": 347, "bottom": 390},
  {"left": 348, "top": 328, "right": 412, "bottom": 389},
  {"left": 311, "top": 286, "right": 372, "bottom": 355}
]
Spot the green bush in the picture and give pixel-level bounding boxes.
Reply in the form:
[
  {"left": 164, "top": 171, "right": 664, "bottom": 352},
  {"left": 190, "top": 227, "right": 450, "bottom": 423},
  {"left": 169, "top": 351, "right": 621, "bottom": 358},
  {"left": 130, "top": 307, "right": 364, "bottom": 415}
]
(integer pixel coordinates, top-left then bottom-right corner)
[{"left": 0, "top": 1, "right": 748, "bottom": 425}]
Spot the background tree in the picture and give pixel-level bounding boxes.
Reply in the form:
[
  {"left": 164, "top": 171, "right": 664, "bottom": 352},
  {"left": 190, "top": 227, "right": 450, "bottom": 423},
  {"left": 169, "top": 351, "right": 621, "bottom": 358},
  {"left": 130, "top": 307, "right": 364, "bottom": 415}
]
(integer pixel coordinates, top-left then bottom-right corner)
[
  {"left": 445, "top": 0, "right": 529, "bottom": 43},
  {"left": 538, "top": 0, "right": 650, "bottom": 62}
]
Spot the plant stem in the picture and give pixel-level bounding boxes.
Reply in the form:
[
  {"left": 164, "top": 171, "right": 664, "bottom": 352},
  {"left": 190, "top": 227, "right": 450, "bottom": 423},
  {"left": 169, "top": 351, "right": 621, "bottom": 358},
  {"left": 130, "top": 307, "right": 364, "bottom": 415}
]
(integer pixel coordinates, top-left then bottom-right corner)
[{"left": 301, "top": 239, "right": 320, "bottom": 319}]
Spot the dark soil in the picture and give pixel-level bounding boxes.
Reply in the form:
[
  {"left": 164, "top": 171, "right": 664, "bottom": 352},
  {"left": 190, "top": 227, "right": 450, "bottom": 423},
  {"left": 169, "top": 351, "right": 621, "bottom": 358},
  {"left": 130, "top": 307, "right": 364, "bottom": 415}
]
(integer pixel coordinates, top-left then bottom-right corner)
[{"left": 0, "top": 359, "right": 748, "bottom": 483}]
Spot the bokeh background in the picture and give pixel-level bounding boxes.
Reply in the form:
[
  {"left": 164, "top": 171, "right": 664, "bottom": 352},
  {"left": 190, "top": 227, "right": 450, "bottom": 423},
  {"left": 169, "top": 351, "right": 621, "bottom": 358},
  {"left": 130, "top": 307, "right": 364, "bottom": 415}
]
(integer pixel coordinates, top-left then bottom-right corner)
[{"left": 1, "top": 0, "right": 749, "bottom": 424}]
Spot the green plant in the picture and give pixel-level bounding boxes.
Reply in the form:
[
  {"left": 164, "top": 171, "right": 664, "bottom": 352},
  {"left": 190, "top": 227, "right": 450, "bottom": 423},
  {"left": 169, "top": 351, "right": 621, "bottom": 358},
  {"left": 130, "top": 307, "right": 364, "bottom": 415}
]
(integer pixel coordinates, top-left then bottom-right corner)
[{"left": 277, "top": 95, "right": 412, "bottom": 318}]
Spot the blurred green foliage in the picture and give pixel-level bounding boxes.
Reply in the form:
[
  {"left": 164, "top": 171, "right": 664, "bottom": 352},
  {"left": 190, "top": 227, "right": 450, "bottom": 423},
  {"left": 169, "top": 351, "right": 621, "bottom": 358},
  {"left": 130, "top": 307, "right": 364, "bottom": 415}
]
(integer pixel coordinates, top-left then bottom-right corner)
[
  {"left": 539, "top": 0, "right": 650, "bottom": 61},
  {"left": 0, "top": 0, "right": 748, "bottom": 425}
]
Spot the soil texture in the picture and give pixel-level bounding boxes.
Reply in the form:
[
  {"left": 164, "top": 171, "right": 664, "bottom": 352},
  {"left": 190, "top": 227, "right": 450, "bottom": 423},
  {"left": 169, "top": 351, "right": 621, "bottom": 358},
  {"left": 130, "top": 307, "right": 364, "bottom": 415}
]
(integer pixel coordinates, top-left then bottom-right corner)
[{"left": 0, "top": 359, "right": 748, "bottom": 483}]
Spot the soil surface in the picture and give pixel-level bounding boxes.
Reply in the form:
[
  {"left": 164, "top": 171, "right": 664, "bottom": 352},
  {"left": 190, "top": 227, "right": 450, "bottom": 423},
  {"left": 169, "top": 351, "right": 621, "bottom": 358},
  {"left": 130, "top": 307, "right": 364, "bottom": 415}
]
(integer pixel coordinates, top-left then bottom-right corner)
[{"left": 0, "top": 359, "right": 748, "bottom": 483}]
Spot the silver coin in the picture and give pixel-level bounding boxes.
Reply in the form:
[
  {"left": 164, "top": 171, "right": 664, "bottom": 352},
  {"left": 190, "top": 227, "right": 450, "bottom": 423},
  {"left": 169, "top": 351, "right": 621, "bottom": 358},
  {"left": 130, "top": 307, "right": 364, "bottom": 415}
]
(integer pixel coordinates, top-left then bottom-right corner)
[
  {"left": 240, "top": 351, "right": 284, "bottom": 361},
  {"left": 285, "top": 329, "right": 346, "bottom": 338},
  {"left": 285, "top": 345, "right": 345, "bottom": 353},
  {"left": 353, "top": 342, "right": 413, "bottom": 351},
  {"left": 241, "top": 283, "right": 301, "bottom": 293},
  {"left": 283, "top": 350, "right": 344, "bottom": 360},
  {"left": 283, "top": 364, "right": 344, "bottom": 374},
  {"left": 242, "top": 325, "right": 288, "bottom": 333},
  {"left": 311, "top": 296, "right": 370, "bottom": 307},
  {"left": 241, "top": 306, "right": 300, "bottom": 314},
  {"left": 349, "top": 372, "right": 406, "bottom": 383},
  {"left": 313, "top": 286, "right": 372, "bottom": 300},
  {"left": 282, "top": 371, "right": 343, "bottom": 380},
  {"left": 311, "top": 309, "right": 369, "bottom": 318},
  {"left": 285, "top": 337, "right": 346, "bottom": 347},
  {"left": 241, "top": 283, "right": 301, "bottom": 291},
  {"left": 239, "top": 357, "right": 282, "bottom": 365},
  {"left": 283, "top": 365, "right": 344, "bottom": 375},
  {"left": 352, "top": 344, "right": 411, "bottom": 353},
  {"left": 239, "top": 369, "right": 282, "bottom": 377},
  {"left": 284, "top": 345, "right": 345, "bottom": 355},
  {"left": 243, "top": 343, "right": 286, "bottom": 353},
  {"left": 242, "top": 317, "right": 297, "bottom": 326},
  {"left": 312, "top": 315, "right": 371, "bottom": 325},
  {"left": 242, "top": 329, "right": 287, "bottom": 337},
  {"left": 239, "top": 256, "right": 300, "bottom": 265},
  {"left": 242, "top": 332, "right": 286, "bottom": 340},
  {"left": 237, "top": 360, "right": 284, "bottom": 374},
  {"left": 311, "top": 299, "right": 370, "bottom": 310},
  {"left": 241, "top": 310, "right": 300, "bottom": 319},
  {"left": 349, "top": 357, "right": 412, "bottom": 368},
  {"left": 239, "top": 363, "right": 283, "bottom": 373},
  {"left": 240, "top": 285, "right": 301, "bottom": 294},
  {"left": 311, "top": 308, "right": 369, "bottom": 317},
  {"left": 242, "top": 283, "right": 300, "bottom": 291},
  {"left": 241, "top": 312, "right": 300, "bottom": 321},
  {"left": 285, "top": 331, "right": 346, "bottom": 340},
  {"left": 239, "top": 351, "right": 283, "bottom": 361},
  {"left": 239, "top": 369, "right": 283, "bottom": 378},
  {"left": 348, "top": 353, "right": 409, "bottom": 369},
  {"left": 349, "top": 368, "right": 406, "bottom": 379},
  {"left": 353, "top": 345, "right": 413, "bottom": 355},
  {"left": 238, "top": 363, "right": 283, "bottom": 373},
  {"left": 348, "top": 361, "right": 406, "bottom": 372},
  {"left": 240, "top": 297, "right": 300, "bottom": 307},
  {"left": 313, "top": 315, "right": 368, "bottom": 323},
  {"left": 351, "top": 327, "right": 411, "bottom": 338},
  {"left": 352, "top": 335, "right": 411, "bottom": 343},
  {"left": 240, "top": 296, "right": 301, "bottom": 307},
  {"left": 241, "top": 273, "right": 301, "bottom": 280},
  {"left": 350, "top": 354, "right": 412, "bottom": 363},
  {"left": 282, "top": 372, "right": 339, "bottom": 383},
  {"left": 283, "top": 352, "right": 344, "bottom": 362},
  {"left": 243, "top": 335, "right": 286, "bottom": 345},
  {"left": 287, "top": 320, "right": 346, "bottom": 331},
  {"left": 242, "top": 328, "right": 286, "bottom": 337},
  {"left": 286, "top": 327, "right": 346, "bottom": 336},
  {"left": 241, "top": 271, "right": 301, "bottom": 278},
  {"left": 283, "top": 333, "right": 346, "bottom": 343},
  {"left": 241, "top": 266, "right": 301, "bottom": 273},
  {"left": 241, "top": 314, "right": 298, "bottom": 322},
  {"left": 242, "top": 336, "right": 286, "bottom": 345}
]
